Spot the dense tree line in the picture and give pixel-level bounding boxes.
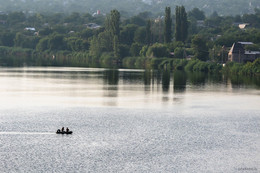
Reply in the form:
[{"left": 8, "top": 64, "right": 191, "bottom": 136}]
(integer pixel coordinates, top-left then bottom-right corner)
[
  {"left": 0, "top": 0, "right": 259, "bottom": 16},
  {"left": 0, "top": 7, "right": 260, "bottom": 75}
]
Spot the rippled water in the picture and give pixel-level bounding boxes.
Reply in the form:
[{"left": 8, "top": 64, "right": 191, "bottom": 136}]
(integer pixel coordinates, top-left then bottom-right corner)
[{"left": 0, "top": 67, "right": 259, "bottom": 172}]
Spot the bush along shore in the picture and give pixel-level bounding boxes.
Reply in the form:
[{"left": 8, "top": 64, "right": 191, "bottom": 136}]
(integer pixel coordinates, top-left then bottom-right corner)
[{"left": 1, "top": 46, "right": 259, "bottom": 76}]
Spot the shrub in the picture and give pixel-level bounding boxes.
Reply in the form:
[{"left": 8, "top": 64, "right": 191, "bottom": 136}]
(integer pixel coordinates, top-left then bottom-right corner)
[{"left": 146, "top": 43, "right": 169, "bottom": 58}]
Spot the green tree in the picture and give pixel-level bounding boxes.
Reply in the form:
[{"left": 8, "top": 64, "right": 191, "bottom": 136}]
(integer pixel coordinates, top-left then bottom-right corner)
[
  {"left": 64, "top": 12, "right": 83, "bottom": 24},
  {"left": 130, "top": 16, "right": 146, "bottom": 26},
  {"left": 66, "top": 37, "right": 85, "bottom": 51},
  {"left": 39, "top": 28, "right": 53, "bottom": 36},
  {"left": 146, "top": 43, "right": 169, "bottom": 58},
  {"left": 7, "top": 12, "right": 26, "bottom": 25},
  {"left": 175, "top": 6, "right": 188, "bottom": 42},
  {"left": 164, "top": 7, "right": 172, "bottom": 43},
  {"left": 113, "top": 35, "right": 120, "bottom": 58},
  {"left": 110, "top": 9, "right": 120, "bottom": 38},
  {"left": 188, "top": 8, "right": 205, "bottom": 20},
  {"left": 145, "top": 20, "right": 152, "bottom": 45},
  {"left": 130, "top": 43, "right": 142, "bottom": 56},
  {"left": 118, "top": 44, "right": 130, "bottom": 58},
  {"left": 89, "top": 36, "right": 101, "bottom": 58},
  {"left": 106, "top": 9, "right": 121, "bottom": 59},
  {"left": 140, "top": 45, "right": 149, "bottom": 57},
  {"left": 14, "top": 32, "right": 39, "bottom": 49},
  {"left": 174, "top": 47, "right": 185, "bottom": 59},
  {"left": 48, "top": 33, "right": 66, "bottom": 51},
  {"left": 14, "top": 32, "right": 24, "bottom": 47},
  {"left": 0, "top": 32, "right": 15, "bottom": 47},
  {"left": 98, "top": 31, "right": 113, "bottom": 52},
  {"left": 80, "top": 29, "right": 94, "bottom": 39},
  {"left": 134, "top": 27, "right": 146, "bottom": 44},
  {"left": 192, "top": 35, "right": 209, "bottom": 61},
  {"left": 36, "top": 38, "right": 49, "bottom": 51},
  {"left": 120, "top": 24, "right": 138, "bottom": 45}
]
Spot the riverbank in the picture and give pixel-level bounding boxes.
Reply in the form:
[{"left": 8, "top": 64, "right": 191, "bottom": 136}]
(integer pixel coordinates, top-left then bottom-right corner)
[{"left": 0, "top": 46, "right": 259, "bottom": 76}]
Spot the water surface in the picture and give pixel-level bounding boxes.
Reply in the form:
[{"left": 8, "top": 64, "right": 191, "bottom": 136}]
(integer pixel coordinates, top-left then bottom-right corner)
[{"left": 0, "top": 67, "right": 259, "bottom": 172}]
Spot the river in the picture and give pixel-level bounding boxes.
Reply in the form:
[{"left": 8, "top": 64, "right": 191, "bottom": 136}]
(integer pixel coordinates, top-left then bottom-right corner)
[{"left": 0, "top": 67, "right": 259, "bottom": 172}]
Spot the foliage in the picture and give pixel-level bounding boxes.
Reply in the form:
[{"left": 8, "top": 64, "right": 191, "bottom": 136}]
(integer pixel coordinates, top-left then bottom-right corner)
[
  {"left": 175, "top": 6, "right": 188, "bottom": 42},
  {"left": 223, "top": 59, "right": 260, "bottom": 75},
  {"left": 130, "top": 43, "right": 143, "bottom": 57},
  {"left": 100, "top": 52, "right": 116, "bottom": 68},
  {"left": 174, "top": 47, "right": 185, "bottom": 59},
  {"left": 109, "top": 9, "right": 120, "bottom": 37},
  {"left": 184, "top": 59, "right": 222, "bottom": 72},
  {"left": 134, "top": 27, "right": 146, "bottom": 44},
  {"left": 191, "top": 35, "right": 209, "bottom": 61},
  {"left": 146, "top": 43, "right": 169, "bottom": 58},
  {"left": 188, "top": 8, "right": 205, "bottom": 20},
  {"left": 140, "top": 45, "right": 149, "bottom": 57},
  {"left": 113, "top": 36, "right": 120, "bottom": 58},
  {"left": 48, "top": 33, "right": 67, "bottom": 51},
  {"left": 145, "top": 20, "right": 152, "bottom": 45},
  {"left": 1, "top": 0, "right": 259, "bottom": 17},
  {"left": 120, "top": 24, "right": 138, "bottom": 45},
  {"left": 164, "top": 7, "right": 172, "bottom": 43},
  {"left": 0, "top": 32, "right": 15, "bottom": 47}
]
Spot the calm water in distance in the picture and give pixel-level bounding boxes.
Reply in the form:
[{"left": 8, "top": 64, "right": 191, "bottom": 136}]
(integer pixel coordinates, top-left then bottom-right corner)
[{"left": 0, "top": 67, "right": 259, "bottom": 172}]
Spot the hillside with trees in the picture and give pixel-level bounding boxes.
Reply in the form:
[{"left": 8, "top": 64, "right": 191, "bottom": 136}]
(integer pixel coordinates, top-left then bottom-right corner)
[
  {"left": 0, "top": 6, "right": 260, "bottom": 75},
  {"left": 0, "top": 0, "right": 259, "bottom": 16}
]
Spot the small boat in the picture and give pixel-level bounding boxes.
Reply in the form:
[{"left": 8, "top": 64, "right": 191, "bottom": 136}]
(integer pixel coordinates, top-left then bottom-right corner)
[{"left": 56, "top": 130, "right": 73, "bottom": 134}]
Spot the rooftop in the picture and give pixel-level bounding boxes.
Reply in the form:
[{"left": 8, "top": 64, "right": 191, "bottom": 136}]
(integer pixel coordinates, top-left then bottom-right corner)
[
  {"left": 238, "top": 41, "right": 254, "bottom": 45},
  {"left": 229, "top": 42, "right": 245, "bottom": 54},
  {"left": 245, "top": 51, "right": 260, "bottom": 55}
]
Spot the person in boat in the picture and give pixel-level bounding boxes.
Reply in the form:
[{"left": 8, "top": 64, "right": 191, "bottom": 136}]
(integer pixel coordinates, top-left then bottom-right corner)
[
  {"left": 57, "top": 129, "right": 61, "bottom": 133},
  {"left": 66, "top": 127, "right": 69, "bottom": 132},
  {"left": 61, "top": 127, "right": 64, "bottom": 132}
]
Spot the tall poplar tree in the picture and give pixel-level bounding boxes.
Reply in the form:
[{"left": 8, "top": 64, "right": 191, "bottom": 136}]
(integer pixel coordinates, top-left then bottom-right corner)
[
  {"left": 175, "top": 6, "right": 188, "bottom": 42},
  {"left": 110, "top": 9, "right": 120, "bottom": 38},
  {"left": 145, "top": 20, "right": 152, "bottom": 45},
  {"left": 164, "top": 7, "right": 172, "bottom": 43},
  {"left": 108, "top": 9, "right": 121, "bottom": 59},
  {"left": 180, "top": 6, "right": 188, "bottom": 42},
  {"left": 113, "top": 35, "right": 120, "bottom": 58}
]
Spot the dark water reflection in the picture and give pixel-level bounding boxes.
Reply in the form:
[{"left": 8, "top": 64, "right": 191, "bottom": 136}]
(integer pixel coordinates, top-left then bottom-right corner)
[
  {"left": 0, "top": 67, "right": 259, "bottom": 109},
  {"left": 141, "top": 69, "right": 259, "bottom": 92},
  {"left": 173, "top": 70, "right": 187, "bottom": 93},
  {"left": 103, "top": 69, "right": 119, "bottom": 85},
  {"left": 1, "top": 67, "right": 259, "bottom": 90},
  {"left": 162, "top": 69, "right": 171, "bottom": 92}
]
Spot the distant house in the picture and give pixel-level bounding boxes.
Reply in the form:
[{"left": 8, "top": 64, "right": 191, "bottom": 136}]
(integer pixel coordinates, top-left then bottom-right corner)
[
  {"left": 92, "top": 10, "right": 105, "bottom": 17},
  {"left": 43, "top": 23, "right": 49, "bottom": 27},
  {"left": 210, "top": 35, "right": 221, "bottom": 41},
  {"left": 0, "top": 20, "right": 6, "bottom": 24},
  {"left": 154, "top": 16, "right": 164, "bottom": 23},
  {"left": 228, "top": 42, "right": 260, "bottom": 63},
  {"left": 24, "top": 27, "right": 36, "bottom": 31},
  {"left": 238, "top": 23, "right": 250, "bottom": 30},
  {"left": 233, "top": 23, "right": 251, "bottom": 30},
  {"left": 84, "top": 23, "right": 101, "bottom": 29},
  {"left": 197, "top": 20, "right": 205, "bottom": 27}
]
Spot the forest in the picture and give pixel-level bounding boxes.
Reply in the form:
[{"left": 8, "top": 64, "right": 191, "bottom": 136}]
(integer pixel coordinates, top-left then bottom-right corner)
[
  {"left": 0, "top": 6, "right": 260, "bottom": 75},
  {"left": 0, "top": 0, "right": 260, "bottom": 16}
]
